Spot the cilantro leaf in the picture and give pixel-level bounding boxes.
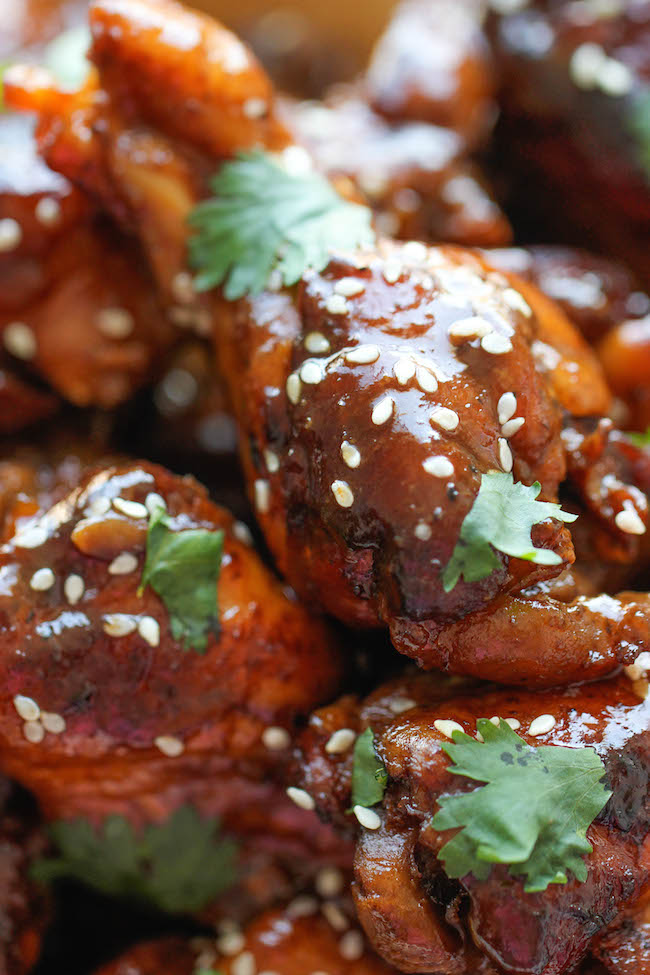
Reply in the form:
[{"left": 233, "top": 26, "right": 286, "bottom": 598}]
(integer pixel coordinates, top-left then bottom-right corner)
[
  {"left": 32, "top": 806, "right": 238, "bottom": 913},
  {"left": 627, "top": 427, "right": 650, "bottom": 448},
  {"left": 442, "top": 472, "right": 577, "bottom": 592},
  {"left": 188, "top": 150, "right": 375, "bottom": 299},
  {"left": 432, "top": 719, "right": 611, "bottom": 894},
  {"left": 140, "top": 504, "right": 224, "bottom": 653},
  {"left": 351, "top": 728, "right": 388, "bottom": 808}
]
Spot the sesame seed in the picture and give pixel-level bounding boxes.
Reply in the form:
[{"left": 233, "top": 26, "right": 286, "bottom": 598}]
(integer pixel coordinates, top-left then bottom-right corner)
[
  {"left": 431, "top": 407, "right": 459, "bottom": 431},
  {"left": 287, "top": 895, "right": 319, "bottom": 918},
  {"left": 331, "top": 480, "right": 354, "bottom": 508},
  {"left": 322, "top": 901, "right": 349, "bottom": 931},
  {"left": 41, "top": 712, "right": 66, "bottom": 734},
  {"left": 503, "top": 288, "right": 532, "bottom": 317},
  {"left": 570, "top": 42, "right": 606, "bottom": 89},
  {"left": 501, "top": 417, "right": 525, "bottom": 437},
  {"left": 402, "top": 241, "right": 428, "bottom": 264},
  {"left": 232, "top": 521, "right": 253, "bottom": 546},
  {"left": 434, "top": 719, "right": 464, "bottom": 738},
  {"left": 138, "top": 616, "right": 160, "bottom": 647},
  {"left": 35, "top": 196, "right": 62, "bottom": 226},
  {"left": 286, "top": 787, "right": 315, "bottom": 811},
  {"left": 13, "top": 695, "right": 40, "bottom": 721},
  {"left": 394, "top": 357, "right": 416, "bottom": 385},
  {"left": 103, "top": 614, "right": 137, "bottom": 637},
  {"left": 615, "top": 504, "right": 646, "bottom": 535},
  {"left": 481, "top": 332, "right": 513, "bottom": 355},
  {"left": 625, "top": 663, "right": 643, "bottom": 681},
  {"left": 108, "top": 552, "right": 138, "bottom": 575},
  {"left": 145, "top": 493, "right": 166, "bottom": 515},
  {"left": 599, "top": 57, "right": 633, "bottom": 96},
  {"left": 316, "top": 866, "right": 345, "bottom": 898},
  {"left": 335, "top": 277, "right": 365, "bottom": 297},
  {"left": 528, "top": 714, "right": 556, "bottom": 736},
  {"left": 505, "top": 718, "right": 521, "bottom": 730},
  {"left": 448, "top": 316, "right": 493, "bottom": 342},
  {"left": 218, "top": 932, "right": 246, "bottom": 956},
  {"left": 281, "top": 145, "right": 313, "bottom": 176},
  {"left": 423, "top": 456, "right": 454, "bottom": 478},
  {"left": 325, "top": 728, "right": 356, "bottom": 753},
  {"left": 264, "top": 449, "right": 280, "bottom": 473},
  {"left": 84, "top": 496, "right": 112, "bottom": 517},
  {"left": 497, "top": 392, "right": 517, "bottom": 425},
  {"left": 243, "top": 96, "right": 267, "bottom": 118},
  {"left": 353, "top": 805, "right": 381, "bottom": 830},
  {"left": 171, "top": 271, "right": 196, "bottom": 304},
  {"left": 383, "top": 261, "right": 403, "bottom": 284},
  {"left": 4, "top": 322, "right": 37, "bottom": 360},
  {"left": 154, "top": 735, "right": 184, "bottom": 757},
  {"left": 267, "top": 269, "right": 283, "bottom": 292},
  {"left": 300, "top": 360, "right": 324, "bottom": 384},
  {"left": 305, "top": 331, "right": 330, "bottom": 354},
  {"left": 389, "top": 697, "right": 416, "bottom": 713},
  {"left": 498, "top": 438, "right": 513, "bottom": 472},
  {"left": 96, "top": 307, "right": 134, "bottom": 339},
  {"left": 372, "top": 395, "right": 395, "bottom": 425},
  {"left": 23, "top": 721, "right": 44, "bottom": 744},
  {"left": 231, "top": 952, "right": 255, "bottom": 975},
  {"left": 416, "top": 367, "right": 438, "bottom": 393},
  {"left": 254, "top": 479, "right": 270, "bottom": 514},
  {"left": 490, "top": 716, "right": 501, "bottom": 726},
  {"left": 414, "top": 521, "right": 432, "bottom": 540},
  {"left": 64, "top": 574, "right": 84, "bottom": 605},
  {"left": 14, "top": 524, "right": 48, "bottom": 549},
  {"left": 112, "top": 497, "right": 147, "bottom": 519},
  {"left": 0, "top": 218, "right": 22, "bottom": 251},
  {"left": 262, "top": 726, "right": 290, "bottom": 750},
  {"left": 286, "top": 372, "right": 301, "bottom": 404},
  {"left": 30, "top": 567, "right": 55, "bottom": 591},
  {"left": 341, "top": 441, "right": 361, "bottom": 469},
  {"left": 345, "top": 344, "right": 380, "bottom": 365},
  {"left": 340, "top": 930, "right": 365, "bottom": 961},
  {"left": 325, "top": 294, "right": 348, "bottom": 315}
]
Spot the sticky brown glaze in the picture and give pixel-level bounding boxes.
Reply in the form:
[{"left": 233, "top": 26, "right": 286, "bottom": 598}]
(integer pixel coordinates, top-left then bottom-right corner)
[
  {"left": 592, "top": 891, "right": 650, "bottom": 973},
  {"left": 295, "top": 671, "right": 650, "bottom": 974},
  {"left": 599, "top": 315, "right": 650, "bottom": 433}
]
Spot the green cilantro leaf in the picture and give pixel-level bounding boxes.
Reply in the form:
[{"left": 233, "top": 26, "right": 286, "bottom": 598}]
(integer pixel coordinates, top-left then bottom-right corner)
[
  {"left": 628, "top": 91, "right": 650, "bottom": 180},
  {"left": 140, "top": 504, "right": 224, "bottom": 653},
  {"left": 627, "top": 427, "right": 650, "bottom": 448},
  {"left": 442, "top": 472, "right": 577, "bottom": 592},
  {"left": 351, "top": 728, "right": 388, "bottom": 808},
  {"left": 188, "top": 150, "right": 375, "bottom": 299},
  {"left": 43, "top": 26, "right": 91, "bottom": 90},
  {"left": 432, "top": 719, "right": 611, "bottom": 894},
  {"left": 31, "top": 806, "right": 238, "bottom": 913}
]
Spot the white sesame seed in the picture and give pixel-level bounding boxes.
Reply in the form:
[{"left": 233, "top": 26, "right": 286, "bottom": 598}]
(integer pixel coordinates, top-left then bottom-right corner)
[
  {"left": 501, "top": 417, "right": 526, "bottom": 437},
  {"left": 505, "top": 718, "right": 521, "bottom": 730},
  {"left": 316, "top": 866, "right": 345, "bottom": 898},
  {"left": 35, "top": 196, "right": 62, "bottom": 227},
  {"left": 481, "top": 332, "right": 513, "bottom": 355},
  {"left": 96, "top": 307, "right": 134, "bottom": 339},
  {"left": 345, "top": 344, "right": 380, "bottom": 365},
  {"left": 448, "top": 316, "right": 493, "bottom": 342},
  {"left": 325, "top": 294, "right": 348, "bottom": 315},
  {"left": 325, "top": 728, "right": 356, "bottom": 754},
  {"left": 262, "top": 726, "right": 291, "bottom": 750},
  {"left": 108, "top": 552, "right": 138, "bottom": 575},
  {"left": 286, "top": 787, "right": 315, "bottom": 811},
  {"left": 30, "top": 568, "right": 55, "bottom": 591},
  {"left": 243, "top": 96, "right": 268, "bottom": 118},
  {"left": 498, "top": 438, "right": 513, "bottom": 472},
  {"left": 625, "top": 663, "right": 643, "bottom": 681},
  {"left": 416, "top": 366, "right": 438, "bottom": 393},
  {"left": 393, "top": 357, "right": 416, "bottom": 385},
  {"left": 103, "top": 614, "right": 137, "bottom": 637},
  {"left": 372, "top": 395, "right": 395, "bottom": 425},
  {"left": 41, "top": 712, "right": 66, "bottom": 734},
  {"left": 138, "top": 616, "right": 160, "bottom": 647},
  {"left": 322, "top": 901, "right": 349, "bottom": 931},
  {"left": 4, "top": 322, "right": 37, "bottom": 360},
  {"left": 218, "top": 932, "right": 246, "bottom": 956},
  {"left": 154, "top": 735, "right": 184, "bottom": 757},
  {"left": 423, "top": 456, "right": 454, "bottom": 478},
  {"left": 171, "top": 271, "right": 197, "bottom": 304},
  {"left": 231, "top": 952, "right": 256, "bottom": 975},
  {"left": 0, "top": 218, "right": 22, "bottom": 252},
  {"left": 402, "top": 241, "right": 428, "bottom": 264},
  {"left": 286, "top": 372, "right": 301, "bottom": 405},
  {"left": 497, "top": 392, "right": 517, "bottom": 425},
  {"left": 431, "top": 407, "right": 459, "bottom": 431},
  {"left": 341, "top": 441, "right": 361, "bottom": 469},
  {"left": 414, "top": 521, "right": 432, "bottom": 540},
  {"left": 389, "top": 696, "right": 417, "bottom": 713},
  {"left": 528, "top": 714, "right": 556, "bottom": 737},
  {"left": 300, "top": 360, "right": 323, "bottom": 384},
  {"left": 353, "top": 805, "right": 381, "bottom": 830},
  {"left": 281, "top": 145, "right": 313, "bottom": 176},
  {"left": 64, "top": 574, "right": 84, "bottom": 605},
  {"left": 598, "top": 57, "right": 633, "bottom": 96},
  {"left": 503, "top": 288, "right": 532, "bottom": 317},
  {"left": 331, "top": 480, "right": 354, "bottom": 508},
  {"left": 335, "top": 277, "right": 365, "bottom": 297},
  {"left": 112, "top": 497, "right": 147, "bottom": 519},
  {"left": 434, "top": 719, "right": 464, "bottom": 739},
  {"left": 287, "top": 895, "right": 319, "bottom": 918},
  {"left": 23, "top": 721, "right": 44, "bottom": 744},
  {"left": 13, "top": 695, "right": 40, "bottom": 721},
  {"left": 305, "top": 331, "right": 330, "bottom": 354},
  {"left": 264, "top": 449, "right": 280, "bottom": 473},
  {"left": 254, "top": 479, "right": 271, "bottom": 514},
  {"left": 232, "top": 521, "right": 253, "bottom": 546},
  {"left": 84, "top": 496, "right": 112, "bottom": 517},
  {"left": 383, "top": 261, "right": 403, "bottom": 284},
  {"left": 14, "top": 524, "right": 48, "bottom": 549},
  {"left": 145, "top": 493, "right": 166, "bottom": 515},
  {"left": 490, "top": 716, "right": 501, "bottom": 726},
  {"left": 267, "top": 269, "right": 283, "bottom": 292},
  {"left": 615, "top": 504, "right": 646, "bottom": 535},
  {"left": 340, "top": 930, "right": 365, "bottom": 961},
  {"left": 570, "top": 42, "right": 606, "bottom": 89}
]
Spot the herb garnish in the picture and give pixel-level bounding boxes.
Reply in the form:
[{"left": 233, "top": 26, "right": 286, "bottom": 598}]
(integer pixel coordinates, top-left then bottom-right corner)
[
  {"left": 442, "top": 472, "right": 577, "bottom": 592},
  {"left": 432, "top": 719, "right": 611, "bottom": 893},
  {"left": 627, "top": 427, "right": 650, "bottom": 448},
  {"left": 628, "top": 91, "right": 650, "bottom": 180},
  {"left": 139, "top": 502, "right": 224, "bottom": 653},
  {"left": 32, "top": 806, "right": 238, "bottom": 913},
  {"left": 351, "top": 728, "right": 388, "bottom": 808},
  {"left": 188, "top": 150, "right": 375, "bottom": 299}
]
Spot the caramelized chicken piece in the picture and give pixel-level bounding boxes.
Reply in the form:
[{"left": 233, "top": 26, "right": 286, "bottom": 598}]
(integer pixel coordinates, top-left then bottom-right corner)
[
  {"left": 295, "top": 671, "right": 650, "bottom": 974},
  {"left": 592, "top": 891, "right": 650, "bottom": 974}
]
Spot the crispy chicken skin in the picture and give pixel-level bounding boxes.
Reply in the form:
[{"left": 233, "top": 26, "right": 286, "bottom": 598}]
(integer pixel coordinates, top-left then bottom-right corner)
[{"left": 294, "top": 671, "right": 650, "bottom": 974}]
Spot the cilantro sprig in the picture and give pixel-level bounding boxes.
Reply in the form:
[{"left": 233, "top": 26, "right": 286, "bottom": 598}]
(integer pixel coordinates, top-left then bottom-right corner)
[
  {"left": 139, "top": 503, "right": 224, "bottom": 653},
  {"left": 351, "top": 728, "right": 388, "bottom": 808},
  {"left": 627, "top": 427, "right": 650, "bottom": 448},
  {"left": 432, "top": 719, "right": 611, "bottom": 893},
  {"left": 442, "top": 472, "right": 577, "bottom": 592},
  {"left": 188, "top": 150, "right": 375, "bottom": 299},
  {"left": 32, "top": 806, "right": 237, "bottom": 913}
]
